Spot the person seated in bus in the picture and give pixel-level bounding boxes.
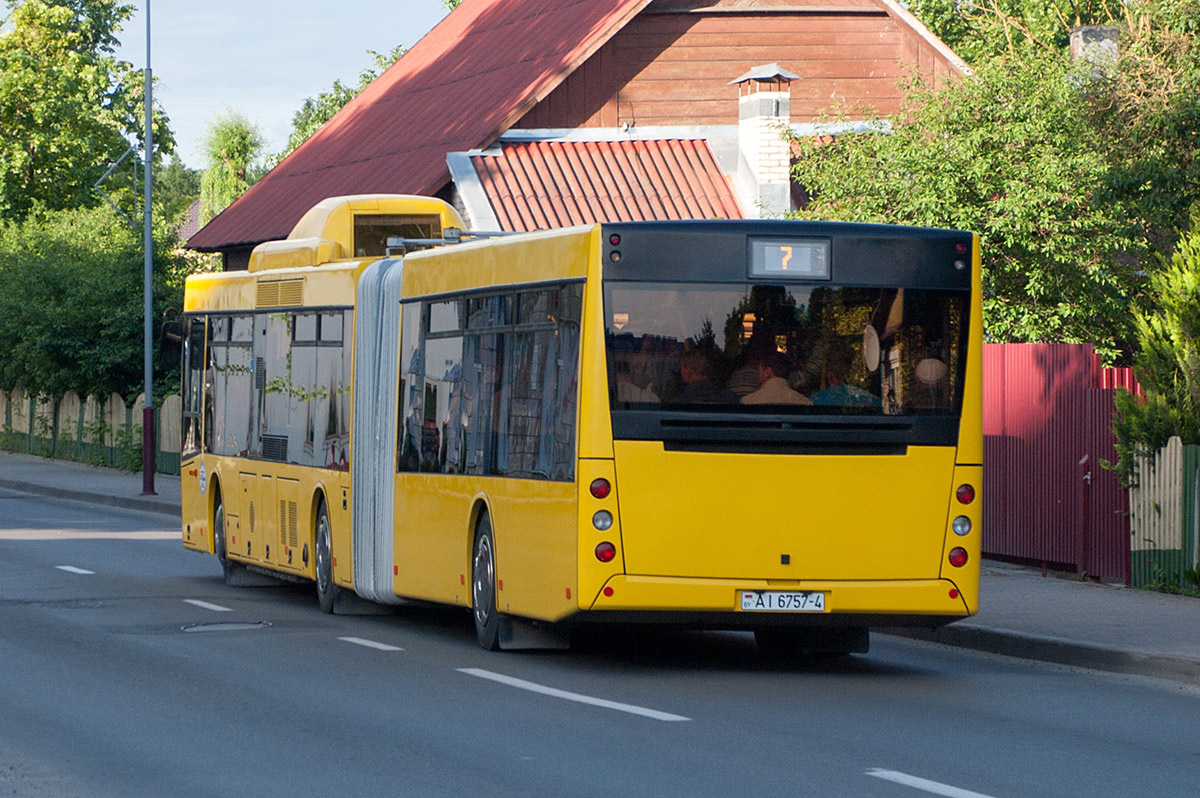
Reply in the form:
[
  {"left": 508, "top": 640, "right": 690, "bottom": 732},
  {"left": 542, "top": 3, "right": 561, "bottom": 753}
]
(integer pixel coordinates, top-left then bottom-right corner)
[
  {"left": 669, "top": 348, "right": 737, "bottom": 405},
  {"left": 726, "top": 330, "right": 774, "bottom": 397},
  {"left": 810, "top": 346, "right": 879, "bottom": 407},
  {"left": 616, "top": 349, "right": 661, "bottom": 405},
  {"left": 741, "top": 351, "right": 813, "bottom": 405}
]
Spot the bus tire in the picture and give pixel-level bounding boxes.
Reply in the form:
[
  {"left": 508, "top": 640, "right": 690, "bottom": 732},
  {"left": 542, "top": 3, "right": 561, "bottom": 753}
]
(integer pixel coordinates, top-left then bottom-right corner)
[
  {"left": 315, "top": 499, "right": 341, "bottom": 614},
  {"left": 754, "top": 626, "right": 869, "bottom": 658},
  {"left": 213, "top": 489, "right": 237, "bottom": 583},
  {"left": 471, "top": 514, "right": 502, "bottom": 651}
]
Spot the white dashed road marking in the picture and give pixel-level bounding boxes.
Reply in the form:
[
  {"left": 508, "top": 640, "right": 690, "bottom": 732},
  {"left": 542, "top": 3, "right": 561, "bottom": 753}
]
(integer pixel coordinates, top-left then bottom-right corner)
[
  {"left": 458, "top": 668, "right": 690, "bottom": 722},
  {"left": 183, "top": 599, "right": 233, "bottom": 612},
  {"left": 866, "top": 769, "right": 998, "bottom": 798},
  {"left": 55, "top": 566, "right": 94, "bottom": 575},
  {"left": 338, "top": 637, "right": 404, "bottom": 652}
]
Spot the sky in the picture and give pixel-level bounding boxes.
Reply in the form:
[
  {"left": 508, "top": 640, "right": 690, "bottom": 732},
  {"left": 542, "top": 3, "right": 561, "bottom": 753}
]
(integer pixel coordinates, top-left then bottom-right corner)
[{"left": 113, "top": 1, "right": 453, "bottom": 169}]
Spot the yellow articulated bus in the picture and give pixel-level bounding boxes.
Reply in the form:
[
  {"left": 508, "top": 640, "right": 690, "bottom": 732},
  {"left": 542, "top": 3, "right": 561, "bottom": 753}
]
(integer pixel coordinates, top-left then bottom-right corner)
[{"left": 181, "top": 194, "right": 982, "bottom": 655}]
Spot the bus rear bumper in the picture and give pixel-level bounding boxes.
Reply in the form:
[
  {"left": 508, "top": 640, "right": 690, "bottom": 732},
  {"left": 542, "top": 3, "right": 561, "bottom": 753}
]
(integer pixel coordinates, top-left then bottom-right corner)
[{"left": 580, "top": 574, "right": 973, "bottom": 629}]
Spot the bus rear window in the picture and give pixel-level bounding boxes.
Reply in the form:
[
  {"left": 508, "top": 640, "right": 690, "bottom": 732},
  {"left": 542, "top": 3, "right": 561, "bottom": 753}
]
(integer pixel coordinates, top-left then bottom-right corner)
[{"left": 604, "top": 282, "right": 965, "bottom": 416}]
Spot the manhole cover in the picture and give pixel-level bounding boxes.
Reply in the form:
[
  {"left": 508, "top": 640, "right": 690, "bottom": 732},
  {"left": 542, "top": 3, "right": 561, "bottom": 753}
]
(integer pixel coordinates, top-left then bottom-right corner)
[{"left": 182, "top": 621, "right": 272, "bottom": 633}]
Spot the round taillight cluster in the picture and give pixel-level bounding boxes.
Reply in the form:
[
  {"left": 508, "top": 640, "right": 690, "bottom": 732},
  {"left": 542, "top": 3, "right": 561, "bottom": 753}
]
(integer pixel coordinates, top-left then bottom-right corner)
[
  {"left": 956, "top": 484, "right": 976, "bottom": 504},
  {"left": 592, "top": 478, "right": 616, "bottom": 563},
  {"left": 948, "top": 547, "right": 969, "bottom": 568}
]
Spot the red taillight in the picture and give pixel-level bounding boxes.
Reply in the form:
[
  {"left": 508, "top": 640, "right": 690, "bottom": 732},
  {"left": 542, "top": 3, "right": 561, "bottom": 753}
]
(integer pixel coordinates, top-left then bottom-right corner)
[
  {"left": 595, "top": 542, "right": 616, "bottom": 563},
  {"left": 603, "top": 586, "right": 614, "bottom": 597},
  {"left": 590, "top": 478, "right": 611, "bottom": 499},
  {"left": 609, "top": 234, "right": 621, "bottom": 246},
  {"left": 948, "top": 547, "right": 969, "bottom": 568},
  {"left": 956, "top": 484, "right": 976, "bottom": 504},
  {"left": 949, "top": 588, "right": 960, "bottom": 599}
]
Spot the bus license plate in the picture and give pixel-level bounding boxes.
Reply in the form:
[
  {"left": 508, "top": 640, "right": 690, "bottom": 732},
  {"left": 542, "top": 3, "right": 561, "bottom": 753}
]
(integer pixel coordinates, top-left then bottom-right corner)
[{"left": 740, "top": 591, "right": 826, "bottom": 612}]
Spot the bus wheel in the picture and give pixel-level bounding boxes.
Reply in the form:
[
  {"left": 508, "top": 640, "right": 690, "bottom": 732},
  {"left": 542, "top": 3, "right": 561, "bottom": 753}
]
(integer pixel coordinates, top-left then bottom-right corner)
[
  {"left": 213, "top": 491, "right": 236, "bottom": 583},
  {"left": 471, "top": 514, "right": 501, "bottom": 651},
  {"left": 315, "top": 500, "right": 341, "bottom": 613},
  {"left": 754, "top": 627, "right": 869, "bottom": 658}
]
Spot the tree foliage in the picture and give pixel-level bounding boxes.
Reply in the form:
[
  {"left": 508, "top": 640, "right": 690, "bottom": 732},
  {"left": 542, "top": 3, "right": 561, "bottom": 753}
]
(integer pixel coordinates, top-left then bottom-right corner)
[
  {"left": 156, "top": 156, "right": 200, "bottom": 226},
  {"left": 199, "top": 108, "right": 264, "bottom": 224},
  {"left": 1111, "top": 213, "right": 1200, "bottom": 485},
  {"left": 790, "top": 54, "right": 1143, "bottom": 359},
  {"left": 272, "top": 45, "right": 406, "bottom": 166},
  {"left": 0, "top": 205, "right": 194, "bottom": 400},
  {"left": 0, "top": 0, "right": 174, "bottom": 221},
  {"left": 790, "top": 0, "right": 1200, "bottom": 362}
]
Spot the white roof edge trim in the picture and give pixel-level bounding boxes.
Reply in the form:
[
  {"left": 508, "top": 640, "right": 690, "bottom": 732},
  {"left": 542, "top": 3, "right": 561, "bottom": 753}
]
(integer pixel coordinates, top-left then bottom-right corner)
[
  {"left": 497, "top": 126, "right": 737, "bottom": 143},
  {"left": 790, "top": 121, "right": 893, "bottom": 136},
  {"left": 445, "top": 152, "right": 502, "bottom": 231},
  {"left": 875, "top": 0, "right": 972, "bottom": 76}
]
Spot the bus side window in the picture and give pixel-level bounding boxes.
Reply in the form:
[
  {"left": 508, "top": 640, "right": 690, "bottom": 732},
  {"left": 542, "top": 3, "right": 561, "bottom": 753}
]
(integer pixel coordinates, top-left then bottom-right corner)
[
  {"left": 181, "top": 316, "right": 206, "bottom": 459},
  {"left": 397, "top": 302, "right": 424, "bottom": 473}
]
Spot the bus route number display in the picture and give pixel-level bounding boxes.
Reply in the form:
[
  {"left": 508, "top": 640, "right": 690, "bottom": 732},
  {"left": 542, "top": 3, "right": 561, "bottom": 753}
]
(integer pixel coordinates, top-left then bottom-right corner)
[{"left": 749, "top": 238, "right": 830, "bottom": 279}]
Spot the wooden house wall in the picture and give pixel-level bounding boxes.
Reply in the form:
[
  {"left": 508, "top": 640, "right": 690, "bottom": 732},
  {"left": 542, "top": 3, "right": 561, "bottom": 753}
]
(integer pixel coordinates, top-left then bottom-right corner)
[{"left": 514, "top": 1, "right": 958, "bottom": 130}]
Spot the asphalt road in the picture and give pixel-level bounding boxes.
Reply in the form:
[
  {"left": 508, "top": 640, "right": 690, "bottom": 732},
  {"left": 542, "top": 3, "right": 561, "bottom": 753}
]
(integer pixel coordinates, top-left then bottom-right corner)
[{"left": 2, "top": 487, "right": 1198, "bottom": 798}]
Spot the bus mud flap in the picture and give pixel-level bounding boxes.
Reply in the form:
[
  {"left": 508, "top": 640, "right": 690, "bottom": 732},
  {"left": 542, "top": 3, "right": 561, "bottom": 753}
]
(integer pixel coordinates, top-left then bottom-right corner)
[{"left": 499, "top": 617, "right": 571, "bottom": 650}]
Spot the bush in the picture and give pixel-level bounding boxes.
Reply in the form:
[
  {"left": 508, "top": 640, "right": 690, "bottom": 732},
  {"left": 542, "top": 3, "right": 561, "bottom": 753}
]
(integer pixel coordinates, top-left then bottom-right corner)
[{"left": 1110, "top": 214, "right": 1200, "bottom": 486}]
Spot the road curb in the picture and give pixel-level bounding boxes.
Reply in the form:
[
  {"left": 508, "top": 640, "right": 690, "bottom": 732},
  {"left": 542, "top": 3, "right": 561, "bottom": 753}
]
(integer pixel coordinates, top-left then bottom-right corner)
[
  {"left": 0, "top": 479, "right": 179, "bottom": 519},
  {"left": 881, "top": 624, "right": 1200, "bottom": 687}
]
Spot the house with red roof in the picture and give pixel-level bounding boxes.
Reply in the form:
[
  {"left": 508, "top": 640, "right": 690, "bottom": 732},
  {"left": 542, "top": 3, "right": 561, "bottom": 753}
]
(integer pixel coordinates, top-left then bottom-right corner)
[{"left": 188, "top": 0, "right": 966, "bottom": 270}]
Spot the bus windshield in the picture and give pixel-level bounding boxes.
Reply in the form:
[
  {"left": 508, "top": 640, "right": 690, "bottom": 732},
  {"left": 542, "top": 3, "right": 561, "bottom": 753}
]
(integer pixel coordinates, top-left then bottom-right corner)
[{"left": 605, "top": 282, "right": 966, "bottom": 417}]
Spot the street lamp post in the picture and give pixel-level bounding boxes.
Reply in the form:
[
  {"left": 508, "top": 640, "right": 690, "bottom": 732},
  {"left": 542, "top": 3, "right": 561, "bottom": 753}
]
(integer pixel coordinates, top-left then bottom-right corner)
[{"left": 141, "top": 0, "right": 156, "bottom": 495}]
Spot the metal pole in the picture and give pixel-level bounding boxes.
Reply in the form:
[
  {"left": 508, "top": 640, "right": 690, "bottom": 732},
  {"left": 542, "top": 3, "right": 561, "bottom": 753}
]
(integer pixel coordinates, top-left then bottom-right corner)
[{"left": 142, "top": 0, "right": 156, "bottom": 495}]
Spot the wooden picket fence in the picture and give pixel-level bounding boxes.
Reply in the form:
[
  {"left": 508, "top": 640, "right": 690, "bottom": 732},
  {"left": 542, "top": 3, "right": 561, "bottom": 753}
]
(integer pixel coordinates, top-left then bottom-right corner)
[
  {"left": 1128, "top": 437, "right": 1200, "bottom": 590},
  {"left": 0, "top": 387, "right": 181, "bottom": 475}
]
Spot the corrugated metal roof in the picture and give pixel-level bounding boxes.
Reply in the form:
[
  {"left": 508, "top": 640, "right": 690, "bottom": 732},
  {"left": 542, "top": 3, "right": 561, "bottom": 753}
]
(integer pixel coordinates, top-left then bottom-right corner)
[
  {"left": 472, "top": 139, "right": 743, "bottom": 231},
  {"left": 188, "top": 0, "right": 653, "bottom": 251}
]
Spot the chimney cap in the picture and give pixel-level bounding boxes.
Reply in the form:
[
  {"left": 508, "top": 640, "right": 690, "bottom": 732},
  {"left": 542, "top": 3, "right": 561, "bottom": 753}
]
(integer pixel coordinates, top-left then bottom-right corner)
[{"left": 729, "top": 63, "right": 801, "bottom": 85}]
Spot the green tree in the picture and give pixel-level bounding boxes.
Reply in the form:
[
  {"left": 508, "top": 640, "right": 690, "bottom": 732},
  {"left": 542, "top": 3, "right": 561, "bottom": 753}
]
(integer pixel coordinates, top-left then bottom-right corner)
[
  {"left": 905, "top": 0, "right": 1125, "bottom": 62},
  {"left": 791, "top": 0, "right": 1200, "bottom": 361},
  {"left": 0, "top": 204, "right": 193, "bottom": 400},
  {"left": 156, "top": 156, "right": 200, "bottom": 225},
  {"left": 1111, "top": 212, "right": 1200, "bottom": 485},
  {"left": 199, "top": 109, "right": 264, "bottom": 224},
  {"left": 789, "top": 53, "right": 1144, "bottom": 360},
  {"left": 272, "top": 45, "right": 406, "bottom": 166},
  {"left": 0, "top": 0, "right": 174, "bottom": 221}
]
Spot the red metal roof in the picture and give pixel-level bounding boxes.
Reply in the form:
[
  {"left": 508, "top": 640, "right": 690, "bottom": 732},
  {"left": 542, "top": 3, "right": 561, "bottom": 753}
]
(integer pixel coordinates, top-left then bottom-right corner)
[
  {"left": 188, "top": 0, "right": 653, "bottom": 251},
  {"left": 473, "top": 139, "right": 744, "bottom": 231}
]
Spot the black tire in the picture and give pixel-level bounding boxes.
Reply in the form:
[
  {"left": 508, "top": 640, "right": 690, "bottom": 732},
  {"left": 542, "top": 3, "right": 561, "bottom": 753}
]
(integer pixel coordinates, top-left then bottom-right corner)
[
  {"left": 471, "top": 514, "right": 501, "bottom": 651},
  {"left": 212, "top": 489, "right": 237, "bottom": 583},
  {"left": 754, "top": 626, "right": 869, "bottom": 658},
  {"left": 315, "top": 500, "right": 341, "bottom": 613}
]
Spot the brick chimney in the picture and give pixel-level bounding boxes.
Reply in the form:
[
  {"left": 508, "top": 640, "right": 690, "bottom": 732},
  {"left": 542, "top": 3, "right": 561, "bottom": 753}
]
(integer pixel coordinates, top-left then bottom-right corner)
[
  {"left": 1070, "top": 25, "right": 1120, "bottom": 78},
  {"left": 730, "top": 64, "right": 799, "bottom": 219}
]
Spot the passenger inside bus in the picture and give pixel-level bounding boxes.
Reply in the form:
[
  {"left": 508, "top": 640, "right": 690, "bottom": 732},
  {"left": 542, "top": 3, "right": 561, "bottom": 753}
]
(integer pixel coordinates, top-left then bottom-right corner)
[{"left": 740, "top": 351, "right": 812, "bottom": 405}]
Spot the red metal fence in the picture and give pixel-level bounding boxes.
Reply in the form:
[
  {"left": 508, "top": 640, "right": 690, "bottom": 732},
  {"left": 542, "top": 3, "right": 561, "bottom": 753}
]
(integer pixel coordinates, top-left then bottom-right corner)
[{"left": 983, "top": 344, "right": 1138, "bottom": 582}]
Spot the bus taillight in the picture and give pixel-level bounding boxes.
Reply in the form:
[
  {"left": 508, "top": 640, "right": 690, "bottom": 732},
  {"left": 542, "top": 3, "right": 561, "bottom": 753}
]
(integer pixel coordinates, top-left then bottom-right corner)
[
  {"left": 948, "top": 547, "right": 969, "bottom": 568},
  {"left": 956, "top": 484, "right": 975, "bottom": 504},
  {"left": 596, "top": 542, "right": 616, "bottom": 562},
  {"left": 590, "top": 478, "right": 611, "bottom": 499}
]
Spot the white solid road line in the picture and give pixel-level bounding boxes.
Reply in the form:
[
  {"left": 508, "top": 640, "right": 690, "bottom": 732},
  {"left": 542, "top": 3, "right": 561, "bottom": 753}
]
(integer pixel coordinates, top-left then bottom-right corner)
[
  {"left": 866, "top": 769, "right": 997, "bottom": 798},
  {"left": 55, "top": 565, "right": 95, "bottom": 575},
  {"left": 183, "top": 599, "right": 233, "bottom": 612},
  {"left": 338, "top": 637, "right": 404, "bottom": 652},
  {"left": 458, "top": 668, "right": 691, "bottom": 722}
]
